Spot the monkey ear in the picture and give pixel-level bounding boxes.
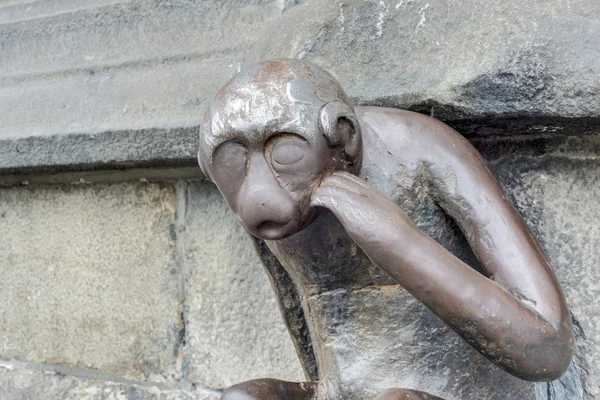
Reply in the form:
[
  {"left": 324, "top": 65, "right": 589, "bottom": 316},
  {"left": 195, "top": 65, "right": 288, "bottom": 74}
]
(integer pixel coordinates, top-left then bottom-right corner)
[
  {"left": 197, "top": 151, "right": 211, "bottom": 182},
  {"left": 197, "top": 122, "right": 213, "bottom": 182},
  {"left": 319, "top": 101, "right": 362, "bottom": 164}
]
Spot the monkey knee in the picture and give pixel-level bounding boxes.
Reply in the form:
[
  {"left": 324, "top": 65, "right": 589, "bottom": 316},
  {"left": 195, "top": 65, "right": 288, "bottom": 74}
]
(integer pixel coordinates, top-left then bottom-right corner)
[
  {"left": 374, "top": 389, "right": 412, "bottom": 400},
  {"left": 220, "top": 379, "right": 308, "bottom": 400}
]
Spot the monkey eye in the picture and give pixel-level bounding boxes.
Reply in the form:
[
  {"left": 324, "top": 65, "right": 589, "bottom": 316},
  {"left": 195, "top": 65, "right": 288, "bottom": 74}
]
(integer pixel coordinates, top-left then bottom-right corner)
[
  {"left": 212, "top": 141, "right": 248, "bottom": 188},
  {"left": 271, "top": 136, "right": 307, "bottom": 166}
]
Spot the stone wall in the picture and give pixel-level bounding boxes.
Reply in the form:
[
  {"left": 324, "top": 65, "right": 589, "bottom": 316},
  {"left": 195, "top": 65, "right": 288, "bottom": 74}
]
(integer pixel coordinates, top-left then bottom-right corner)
[
  {"left": 1, "top": 1, "right": 599, "bottom": 399},
  {"left": 0, "top": 181, "right": 304, "bottom": 399}
]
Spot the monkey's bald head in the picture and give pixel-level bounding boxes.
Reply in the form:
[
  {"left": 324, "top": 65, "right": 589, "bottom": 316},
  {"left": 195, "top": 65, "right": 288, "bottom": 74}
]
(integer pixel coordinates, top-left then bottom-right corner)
[{"left": 198, "top": 59, "right": 362, "bottom": 240}]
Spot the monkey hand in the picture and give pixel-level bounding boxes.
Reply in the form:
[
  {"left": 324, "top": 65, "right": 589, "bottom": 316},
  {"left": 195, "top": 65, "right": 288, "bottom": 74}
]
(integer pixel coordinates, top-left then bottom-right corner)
[{"left": 311, "top": 171, "right": 421, "bottom": 267}]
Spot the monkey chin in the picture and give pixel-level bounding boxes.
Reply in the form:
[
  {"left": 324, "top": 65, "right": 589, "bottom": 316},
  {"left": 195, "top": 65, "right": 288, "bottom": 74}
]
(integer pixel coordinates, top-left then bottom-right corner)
[{"left": 253, "top": 220, "right": 300, "bottom": 241}]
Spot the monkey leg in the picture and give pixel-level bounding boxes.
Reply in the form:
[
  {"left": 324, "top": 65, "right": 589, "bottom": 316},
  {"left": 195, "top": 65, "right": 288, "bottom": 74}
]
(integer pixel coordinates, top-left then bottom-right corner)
[
  {"left": 220, "top": 379, "right": 317, "bottom": 400},
  {"left": 374, "top": 388, "right": 446, "bottom": 400}
]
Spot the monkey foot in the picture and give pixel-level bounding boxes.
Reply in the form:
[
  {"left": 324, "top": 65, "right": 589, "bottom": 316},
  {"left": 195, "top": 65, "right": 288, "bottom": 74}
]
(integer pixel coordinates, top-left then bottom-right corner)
[
  {"left": 220, "top": 379, "right": 446, "bottom": 400},
  {"left": 374, "top": 388, "right": 445, "bottom": 400},
  {"left": 220, "top": 378, "right": 317, "bottom": 400}
]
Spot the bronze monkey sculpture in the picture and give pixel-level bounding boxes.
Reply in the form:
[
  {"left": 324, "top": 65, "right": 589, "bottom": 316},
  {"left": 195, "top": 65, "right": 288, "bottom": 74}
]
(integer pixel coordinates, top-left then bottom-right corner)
[{"left": 197, "top": 59, "right": 574, "bottom": 400}]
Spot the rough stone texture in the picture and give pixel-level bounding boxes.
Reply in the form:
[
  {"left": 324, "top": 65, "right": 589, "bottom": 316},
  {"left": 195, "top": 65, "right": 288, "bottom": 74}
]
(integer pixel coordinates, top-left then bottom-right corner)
[
  {"left": 0, "top": 127, "right": 202, "bottom": 175},
  {"left": 0, "top": 182, "right": 181, "bottom": 381},
  {"left": 0, "top": 366, "right": 220, "bottom": 400},
  {"left": 475, "top": 135, "right": 600, "bottom": 400},
  {"left": 0, "top": 179, "right": 307, "bottom": 395},
  {"left": 2, "top": 0, "right": 600, "bottom": 398},
  {"left": 2, "top": 0, "right": 600, "bottom": 171},
  {"left": 182, "top": 181, "right": 305, "bottom": 389}
]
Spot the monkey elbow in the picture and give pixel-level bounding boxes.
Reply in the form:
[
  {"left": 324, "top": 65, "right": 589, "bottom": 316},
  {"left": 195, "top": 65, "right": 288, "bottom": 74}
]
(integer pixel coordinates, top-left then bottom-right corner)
[
  {"left": 538, "top": 362, "right": 571, "bottom": 382},
  {"left": 505, "top": 334, "right": 574, "bottom": 382},
  {"left": 512, "top": 356, "right": 571, "bottom": 382}
]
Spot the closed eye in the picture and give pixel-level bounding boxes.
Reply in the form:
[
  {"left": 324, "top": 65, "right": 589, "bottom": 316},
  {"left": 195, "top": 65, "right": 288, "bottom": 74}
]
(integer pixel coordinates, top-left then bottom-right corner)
[
  {"left": 273, "top": 145, "right": 304, "bottom": 165},
  {"left": 265, "top": 132, "right": 310, "bottom": 167},
  {"left": 211, "top": 140, "right": 249, "bottom": 191},
  {"left": 269, "top": 133, "right": 309, "bottom": 167}
]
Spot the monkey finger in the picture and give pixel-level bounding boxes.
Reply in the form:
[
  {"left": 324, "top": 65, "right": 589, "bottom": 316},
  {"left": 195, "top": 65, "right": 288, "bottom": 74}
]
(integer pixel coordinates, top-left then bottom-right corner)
[
  {"left": 310, "top": 185, "right": 362, "bottom": 212},
  {"left": 311, "top": 186, "right": 347, "bottom": 209},
  {"left": 311, "top": 186, "right": 374, "bottom": 226},
  {"left": 319, "top": 175, "right": 366, "bottom": 197},
  {"left": 330, "top": 170, "right": 371, "bottom": 188},
  {"left": 311, "top": 186, "right": 403, "bottom": 247},
  {"left": 320, "top": 172, "right": 376, "bottom": 195},
  {"left": 321, "top": 174, "right": 402, "bottom": 214}
]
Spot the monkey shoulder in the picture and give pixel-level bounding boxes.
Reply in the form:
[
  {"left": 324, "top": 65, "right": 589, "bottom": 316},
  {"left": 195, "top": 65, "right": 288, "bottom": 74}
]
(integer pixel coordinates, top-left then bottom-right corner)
[
  {"left": 355, "top": 106, "right": 472, "bottom": 197},
  {"left": 355, "top": 106, "right": 463, "bottom": 157}
]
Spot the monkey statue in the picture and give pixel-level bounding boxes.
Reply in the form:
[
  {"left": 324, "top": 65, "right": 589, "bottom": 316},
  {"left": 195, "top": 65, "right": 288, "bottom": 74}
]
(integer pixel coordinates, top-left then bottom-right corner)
[{"left": 197, "top": 59, "right": 574, "bottom": 400}]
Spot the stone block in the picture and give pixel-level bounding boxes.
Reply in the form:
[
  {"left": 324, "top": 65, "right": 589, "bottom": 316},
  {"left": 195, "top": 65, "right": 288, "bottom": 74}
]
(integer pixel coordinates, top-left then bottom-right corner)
[
  {"left": 0, "top": 183, "right": 180, "bottom": 381},
  {"left": 182, "top": 181, "right": 304, "bottom": 389},
  {"left": 0, "top": 366, "right": 219, "bottom": 400}
]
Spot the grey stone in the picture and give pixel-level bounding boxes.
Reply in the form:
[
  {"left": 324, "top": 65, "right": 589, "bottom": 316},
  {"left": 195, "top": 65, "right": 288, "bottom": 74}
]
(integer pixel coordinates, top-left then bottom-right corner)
[
  {"left": 0, "top": 182, "right": 181, "bottom": 381},
  {"left": 0, "top": 126, "right": 202, "bottom": 176},
  {"left": 2, "top": 0, "right": 600, "bottom": 172},
  {"left": 181, "top": 181, "right": 305, "bottom": 389},
  {"left": 0, "top": 366, "right": 219, "bottom": 400},
  {"left": 0, "top": 1, "right": 282, "bottom": 141},
  {"left": 0, "top": 166, "right": 203, "bottom": 188},
  {"left": 535, "top": 361, "right": 584, "bottom": 400}
]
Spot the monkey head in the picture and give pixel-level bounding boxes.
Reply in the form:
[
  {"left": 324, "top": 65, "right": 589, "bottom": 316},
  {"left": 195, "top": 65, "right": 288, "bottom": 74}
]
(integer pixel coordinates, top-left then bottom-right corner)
[{"left": 198, "top": 59, "right": 362, "bottom": 240}]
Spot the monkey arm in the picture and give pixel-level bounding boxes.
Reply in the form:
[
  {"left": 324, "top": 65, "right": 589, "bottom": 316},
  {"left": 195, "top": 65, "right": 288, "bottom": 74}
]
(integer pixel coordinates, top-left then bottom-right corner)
[
  {"left": 311, "top": 171, "right": 574, "bottom": 382},
  {"left": 422, "top": 122, "right": 574, "bottom": 378}
]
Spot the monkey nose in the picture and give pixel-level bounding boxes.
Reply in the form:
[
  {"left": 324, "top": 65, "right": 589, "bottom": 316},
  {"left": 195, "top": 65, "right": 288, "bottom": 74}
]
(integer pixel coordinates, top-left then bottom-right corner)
[
  {"left": 242, "top": 192, "right": 296, "bottom": 239},
  {"left": 254, "top": 204, "right": 292, "bottom": 234}
]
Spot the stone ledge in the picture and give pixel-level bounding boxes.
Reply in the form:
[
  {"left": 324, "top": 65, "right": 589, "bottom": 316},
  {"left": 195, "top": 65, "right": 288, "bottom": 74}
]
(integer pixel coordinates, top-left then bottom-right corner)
[
  {"left": 0, "top": 126, "right": 202, "bottom": 176},
  {"left": 1, "top": 118, "right": 598, "bottom": 181},
  {"left": 0, "top": 166, "right": 203, "bottom": 187}
]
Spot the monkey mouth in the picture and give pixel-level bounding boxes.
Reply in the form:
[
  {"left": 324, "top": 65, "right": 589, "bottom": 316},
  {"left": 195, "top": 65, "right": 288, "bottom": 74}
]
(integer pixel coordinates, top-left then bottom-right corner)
[{"left": 257, "top": 220, "right": 288, "bottom": 232}]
